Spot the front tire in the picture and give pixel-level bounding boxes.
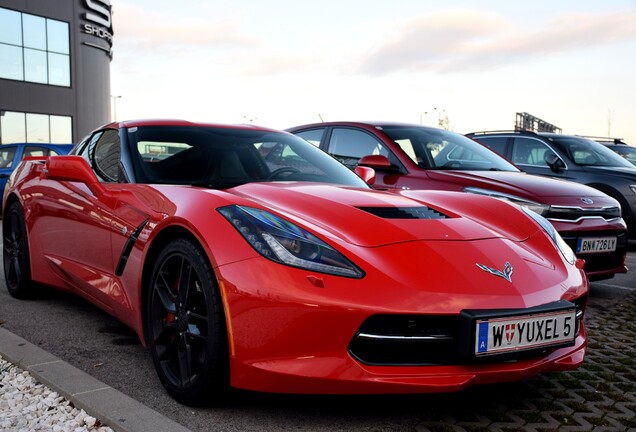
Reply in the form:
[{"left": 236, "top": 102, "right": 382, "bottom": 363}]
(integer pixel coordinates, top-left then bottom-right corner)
[
  {"left": 146, "top": 238, "right": 228, "bottom": 405},
  {"left": 3, "top": 201, "right": 33, "bottom": 298}
]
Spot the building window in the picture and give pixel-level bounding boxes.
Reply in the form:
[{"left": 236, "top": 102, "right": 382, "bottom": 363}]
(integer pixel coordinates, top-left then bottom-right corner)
[
  {"left": 0, "top": 110, "right": 73, "bottom": 144},
  {"left": 0, "top": 8, "right": 70, "bottom": 87}
]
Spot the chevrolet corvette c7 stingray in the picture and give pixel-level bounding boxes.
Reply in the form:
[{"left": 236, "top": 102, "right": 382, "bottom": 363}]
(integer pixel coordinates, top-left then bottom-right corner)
[{"left": 3, "top": 120, "right": 588, "bottom": 405}]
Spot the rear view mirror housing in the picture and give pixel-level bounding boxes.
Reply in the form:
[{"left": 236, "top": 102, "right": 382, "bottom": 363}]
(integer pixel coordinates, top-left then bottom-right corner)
[
  {"left": 357, "top": 155, "right": 399, "bottom": 172},
  {"left": 544, "top": 153, "right": 565, "bottom": 171},
  {"left": 354, "top": 166, "right": 376, "bottom": 185},
  {"left": 45, "top": 156, "right": 106, "bottom": 196}
]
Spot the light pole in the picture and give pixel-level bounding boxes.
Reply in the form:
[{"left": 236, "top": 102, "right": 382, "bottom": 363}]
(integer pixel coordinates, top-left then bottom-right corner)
[
  {"left": 0, "top": 110, "right": 4, "bottom": 144},
  {"left": 111, "top": 95, "right": 122, "bottom": 121}
]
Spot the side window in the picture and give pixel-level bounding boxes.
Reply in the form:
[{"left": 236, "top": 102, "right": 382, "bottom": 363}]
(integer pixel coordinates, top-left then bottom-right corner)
[
  {"left": 93, "top": 130, "right": 121, "bottom": 182},
  {"left": 327, "top": 128, "right": 391, "bottom": 169},
  {"left": 295, "top": 128, "right": 324, "bottom": 147},
  {"left": 474, "top": 136, "right": 507, "bottom": 156},
  {"left": 77, "top": 132, "right": 102, "bottom": 166},
  {"left": 76, "top": 129, "right": 121, "bottom": 182},
  {"left": 394, "top": 139, "right": 418, "bottom": 164},
  {"left": 512, "top": 138, "right": 553, "bottom": 166},
  {"left": 23, "top": 146, "right": 50, "bottom": 159},
  {"left": 0, "top": 147, "right": 17, "bottom": 168}
]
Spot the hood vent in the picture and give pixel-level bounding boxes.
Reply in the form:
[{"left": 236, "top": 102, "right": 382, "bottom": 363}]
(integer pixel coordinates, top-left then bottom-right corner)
[{"left": 357, "top": 206, "right": 450, "bottom": 220}]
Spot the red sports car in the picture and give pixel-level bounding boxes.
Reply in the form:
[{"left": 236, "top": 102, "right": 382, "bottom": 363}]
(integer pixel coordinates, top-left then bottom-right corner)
[{"left": 3, "top": 120, "right": 588, "bottom": 405}]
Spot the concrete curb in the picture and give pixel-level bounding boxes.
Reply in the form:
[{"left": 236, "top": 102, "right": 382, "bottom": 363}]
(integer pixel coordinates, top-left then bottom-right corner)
[{"left": 0, "top": 327, "right": 190, "bottom": 432}]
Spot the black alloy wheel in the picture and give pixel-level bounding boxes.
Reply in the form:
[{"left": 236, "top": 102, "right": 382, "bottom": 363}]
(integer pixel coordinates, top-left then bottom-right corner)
[
  {"left": 3, "top": 201, "right": 33, "bottom": 298},
  {"left": 146, "top": 238, "right": 228, "bottom": 405}
]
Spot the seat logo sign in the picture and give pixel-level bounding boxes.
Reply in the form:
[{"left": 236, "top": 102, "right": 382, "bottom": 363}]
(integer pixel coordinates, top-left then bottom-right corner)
[
  {"left": 476, "top": 261, "right": 513, "bottom": 283},
  {"left": 81, "top": 0, "right": 113, "bottom": 48}
]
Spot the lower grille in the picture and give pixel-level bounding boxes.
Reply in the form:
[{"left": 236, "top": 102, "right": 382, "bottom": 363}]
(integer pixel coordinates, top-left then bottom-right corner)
[
  {"left": 349, "top": 315, "right": 459, "bottom": 365},
  {"left": 349, "top": 297, "right": 586, "bottom": 366}
]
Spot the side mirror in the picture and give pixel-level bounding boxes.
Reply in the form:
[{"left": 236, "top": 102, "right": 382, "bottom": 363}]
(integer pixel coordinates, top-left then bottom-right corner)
[
  {"left": 354, "top": 166, "right": 376, "bottom": 185},
  {"left": 543, "top": 153, "right": 564, "bottom": 171},
  {"left": 45, "top": 156, "right": 106, "bottom": 196},
  {"left": 358, "top": 154, "right": 400, "bottom": 171}
]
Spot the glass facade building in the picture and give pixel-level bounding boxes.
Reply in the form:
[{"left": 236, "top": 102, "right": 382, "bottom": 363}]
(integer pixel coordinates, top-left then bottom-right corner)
[{"left": 0, "top": 0, "right": 112, "bottom": 144}]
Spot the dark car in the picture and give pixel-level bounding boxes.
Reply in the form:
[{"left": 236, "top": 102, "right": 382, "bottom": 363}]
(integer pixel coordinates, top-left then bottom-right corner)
[
  {"left": 466, "top": 130, "right": 636, "bottom": 241},
  {"left": 287, "top": 121, "right": 628, "bottom": 281},
  {"left": 582, "top": 137, "right": 636, "bottom": 166},
  {"left": 0, "top": 143, "right": 74, "bottom": 194}
]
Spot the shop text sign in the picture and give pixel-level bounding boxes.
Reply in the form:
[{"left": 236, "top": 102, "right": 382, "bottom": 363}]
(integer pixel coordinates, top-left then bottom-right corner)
[{"left": 81, "top": 0, "right": 113, "bottom": 46}]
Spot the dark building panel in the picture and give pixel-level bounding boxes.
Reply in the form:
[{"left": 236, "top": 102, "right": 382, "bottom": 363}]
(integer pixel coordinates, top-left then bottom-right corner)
[{"left": 0, "top": 0, "right": 112, "bottom": 143}]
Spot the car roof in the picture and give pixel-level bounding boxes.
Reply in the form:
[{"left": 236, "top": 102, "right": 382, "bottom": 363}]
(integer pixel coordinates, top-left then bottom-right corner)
[
  {"left": 287, "top": 120, "right": 443, "bottom": 132},
  {"left": 0, "top": 142, "right": 73, "bottom": 147},
  {"left": 98, "top": 119, "right": 284, "bottom": 133},
  {"left": 467, "top": 130, "right": 598, "bottom": 141}
]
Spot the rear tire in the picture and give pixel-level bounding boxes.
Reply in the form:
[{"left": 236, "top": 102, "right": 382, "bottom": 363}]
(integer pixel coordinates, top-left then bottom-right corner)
[
  {"left": 146, "top": 237, "right": 229, "bottom": 405},
  {"left": 3, "top": 201, "right": 33, "bottom": 299}
]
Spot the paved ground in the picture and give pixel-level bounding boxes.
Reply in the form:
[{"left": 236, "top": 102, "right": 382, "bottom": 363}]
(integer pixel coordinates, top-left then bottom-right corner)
[
  {"left": 0, "top": 253, "right": 635, "bottom": 431},
  {"left": 412, "top": 287, "right": 636, "bottom": 432}
]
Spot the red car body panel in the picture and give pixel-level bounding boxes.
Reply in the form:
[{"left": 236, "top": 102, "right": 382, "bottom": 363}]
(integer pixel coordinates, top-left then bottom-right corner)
[{"left": 4, "top": 120, "right": 588, "bottom": 396}]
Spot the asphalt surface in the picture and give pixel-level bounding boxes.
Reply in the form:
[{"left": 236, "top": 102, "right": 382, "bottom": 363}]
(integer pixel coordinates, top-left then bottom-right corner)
[{"left": 0, "top": 246, "right": 635, "bottom": 431}]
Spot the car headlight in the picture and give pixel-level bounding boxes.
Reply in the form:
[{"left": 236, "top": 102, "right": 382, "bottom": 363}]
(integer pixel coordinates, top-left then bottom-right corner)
[
  {"left": 521, "top": 206, "right": 576, "bottom": 265},
  {"left": 464, "top": 187, "right": 550, "bottom": 216},
  {"left": 218, "top": 205, "right": 364, "bottom": 278},
  {"left": 630, "top": 185, "right": 636, "bottom": 194}
]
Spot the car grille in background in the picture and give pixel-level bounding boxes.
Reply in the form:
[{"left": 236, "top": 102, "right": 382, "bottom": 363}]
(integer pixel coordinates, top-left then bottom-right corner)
[
  {"left": 348, "top": 296, "right": 587, "bottom": 366},
  {"left": 356, "top": 206, "right": 450, "bottom": 219},
  {"left": 546, "top": 206, "right": 621, "bottom": 222}
]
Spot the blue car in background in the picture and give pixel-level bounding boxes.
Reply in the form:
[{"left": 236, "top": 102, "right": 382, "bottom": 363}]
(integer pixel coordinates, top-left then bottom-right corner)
[{"left": 0, "top": 143, "right": 74, "bottom": 199}]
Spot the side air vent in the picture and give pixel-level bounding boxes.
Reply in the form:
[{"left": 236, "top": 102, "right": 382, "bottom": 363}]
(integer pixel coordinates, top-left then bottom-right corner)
[{"left": 357, "top": 206, "right": 450, "bottom": 220}]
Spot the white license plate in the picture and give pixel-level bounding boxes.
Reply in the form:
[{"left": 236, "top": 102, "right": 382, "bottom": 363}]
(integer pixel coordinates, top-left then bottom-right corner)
[
  {"left": 576, "top": 236, "right": 617, "bottom": 254},
  {"left": 475, "top": 309, "right": 576, "bottom": 356}
]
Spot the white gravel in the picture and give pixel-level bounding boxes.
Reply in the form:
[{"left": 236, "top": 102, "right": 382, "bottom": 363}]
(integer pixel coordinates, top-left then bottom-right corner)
[{"left": 0, "top": 355, "right": 113, "bottom": 432}]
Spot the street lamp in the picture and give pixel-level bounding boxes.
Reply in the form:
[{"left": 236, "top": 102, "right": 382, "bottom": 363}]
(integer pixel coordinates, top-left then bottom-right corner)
[
  {"left": 110, "top": 95, "right": 122, "bottom": 121},
  {"left": 0, "top": 110, "right": 4, "bottom": 144}
]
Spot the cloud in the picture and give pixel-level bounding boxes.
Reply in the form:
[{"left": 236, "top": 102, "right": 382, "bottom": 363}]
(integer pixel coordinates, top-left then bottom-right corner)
[
  {"left": 359, "top": 9, "right": 636, "bottom": 75},
  {"left": 111, "top": 4, "right": 257, "bottom": 51}
]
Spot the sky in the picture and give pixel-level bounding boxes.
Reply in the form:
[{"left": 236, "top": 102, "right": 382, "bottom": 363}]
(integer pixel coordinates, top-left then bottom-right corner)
[{"left": 110, "top": 0, "right": 636, "bottom": 143}]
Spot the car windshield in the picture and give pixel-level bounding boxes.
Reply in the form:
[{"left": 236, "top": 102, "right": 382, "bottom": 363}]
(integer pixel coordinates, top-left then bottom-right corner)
[
  {"left": 608, "top": 145, "right": 636, "bottom": 165},
  {"left": 127, "top": 126, "right": 368, "bottom": 188},
  {"left": 381, "top": 126, "right": 519, "bottom": 172},
  {"left": 550, "top": 136, "right": 635, "bottom": 168}
]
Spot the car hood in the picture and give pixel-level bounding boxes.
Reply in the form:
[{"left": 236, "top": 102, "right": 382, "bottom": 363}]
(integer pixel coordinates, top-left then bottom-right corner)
[
  {"left": 426, "top": 170, "right": 609, "bottom": 201},
  {"left": 222, "top": 182, "right": 539, "bottom": 248}
]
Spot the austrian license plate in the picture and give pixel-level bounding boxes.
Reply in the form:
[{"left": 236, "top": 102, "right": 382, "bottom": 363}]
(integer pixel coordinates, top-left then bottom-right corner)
[
  {"left": 576, "top": 236, "right": 617, "bottom": 254},
  {"left": 475, "top": 309, "right": 576, "bottom": 356}
]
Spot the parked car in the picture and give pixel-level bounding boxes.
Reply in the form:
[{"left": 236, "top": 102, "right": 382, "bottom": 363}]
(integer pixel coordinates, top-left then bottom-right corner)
[
  {"left": 581, "top": 137, "right": 636, "bottom": 166},
  {"left": 0, "top": 143, "right": 74, "bottom": 195},
  {"left": 466, "top": 130, "right": 636, "bottom": 241},
  {"left": 287, "top": 121, "right": 627, "bottom": 281},
  {"left": 4, "top": 119, "right": 587, "bottom": 404}
]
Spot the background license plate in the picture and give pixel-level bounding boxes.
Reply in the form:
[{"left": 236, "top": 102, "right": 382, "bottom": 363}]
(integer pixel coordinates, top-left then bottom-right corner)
[
  {"left": 475, "top": 310, "right": 576, "bottom": 355},
  {"left": 576, "top": 236, "right": 617, "bottom": 254}
]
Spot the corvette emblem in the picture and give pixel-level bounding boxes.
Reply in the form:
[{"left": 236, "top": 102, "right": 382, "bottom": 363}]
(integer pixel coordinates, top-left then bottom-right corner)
[
  {"left": 476, "top": 261, "right": 513, "bottom": 283},
  {"left": 580, "top": 197, "right": 594, "bottom": 204}
]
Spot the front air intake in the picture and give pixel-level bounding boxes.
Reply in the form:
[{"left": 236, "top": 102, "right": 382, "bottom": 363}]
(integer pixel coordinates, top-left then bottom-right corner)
[{"left": 356, "top": 206, "right": 449, "bottom": 219}]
